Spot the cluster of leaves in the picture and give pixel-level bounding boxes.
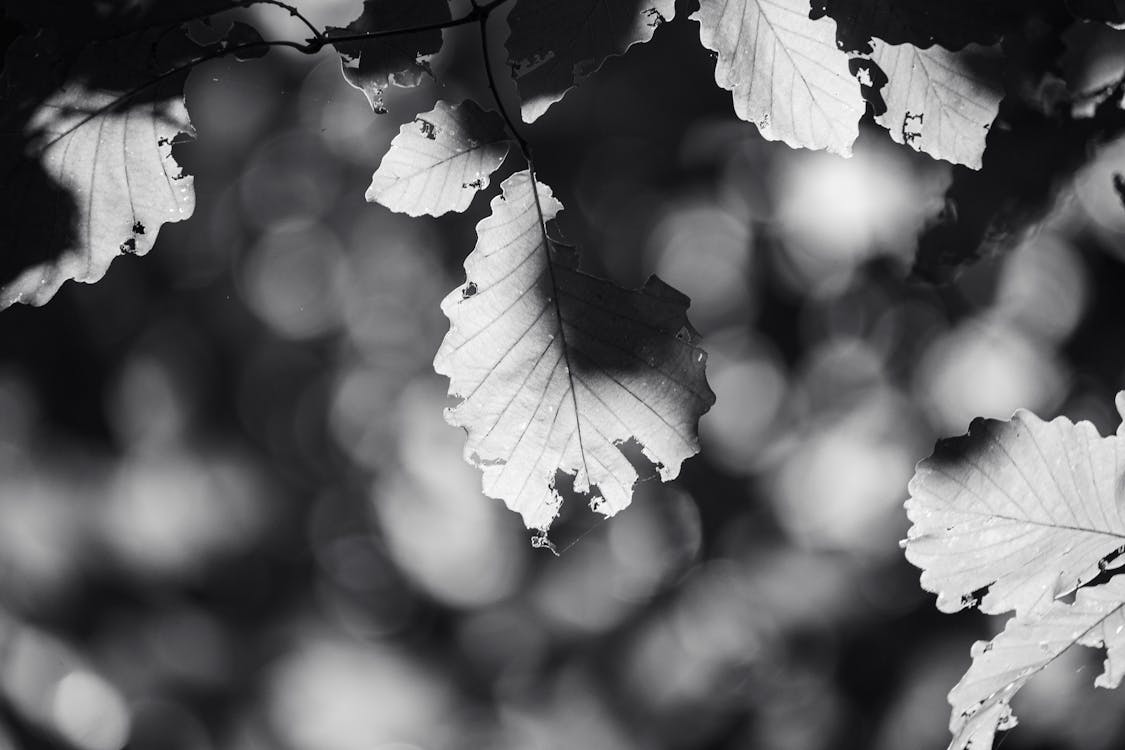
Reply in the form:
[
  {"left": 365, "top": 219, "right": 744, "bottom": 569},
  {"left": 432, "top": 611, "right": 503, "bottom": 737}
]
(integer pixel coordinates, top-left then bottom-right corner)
[
  {"left": 905, "top": 393, "right": 1125, "bottom": 749},
  {"left": 3, "top": 2, "right": 1125, "bottom": 746}
]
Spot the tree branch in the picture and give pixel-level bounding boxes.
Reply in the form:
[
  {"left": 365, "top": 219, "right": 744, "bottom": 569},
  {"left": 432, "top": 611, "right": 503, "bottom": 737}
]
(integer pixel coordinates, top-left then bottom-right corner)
[
  {"left": 322, "top": 0, "right": 511, "bottom": 47},
  {"left": 240, "top": 0, "right": 323, "bottom": 41}
]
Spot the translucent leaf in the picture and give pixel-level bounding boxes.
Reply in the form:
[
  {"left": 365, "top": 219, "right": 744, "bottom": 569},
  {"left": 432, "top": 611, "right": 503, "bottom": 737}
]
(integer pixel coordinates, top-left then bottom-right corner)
[
  {"left": 0, "top": 30, "right": 197, "bottom": 309},
  {"left": 870, "top": 40, "right": 1004, "bottom": 168},
  {"left": 693, "top": 0, "right": 865, "bottom": 156},
  {"left": 434, "top": 171, "right": 715, "bottom": 532},
  {"left": 905, "top": 397, "right": 1125, "bottom": 617},
  {"left": 908, "top": 394, "right": 1125, "bottom": 749},
  {"left": 506, "top": 0, "right": 676, "bottom": 123},
  {"left": 366, "top": 100, "right": 511, "bottom": 217},
  {"left": 327, "top": 0, "right": 451, "bottom": 114},
  {"left": 948, "top": 579, "right": 1125, "bottom": 750}
]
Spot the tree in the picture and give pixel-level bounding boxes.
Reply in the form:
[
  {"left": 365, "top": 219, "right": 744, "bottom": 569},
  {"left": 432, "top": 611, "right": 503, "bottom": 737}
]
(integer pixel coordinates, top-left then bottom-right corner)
[{"left": 1, "top": 1, "right": 1125, "bottom": 749}]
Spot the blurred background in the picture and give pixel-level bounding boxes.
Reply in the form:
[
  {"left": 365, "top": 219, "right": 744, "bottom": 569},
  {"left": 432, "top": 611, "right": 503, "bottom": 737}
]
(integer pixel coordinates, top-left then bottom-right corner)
[{"left": 1, "top": 1, "right": 1125, "bottom": 749}]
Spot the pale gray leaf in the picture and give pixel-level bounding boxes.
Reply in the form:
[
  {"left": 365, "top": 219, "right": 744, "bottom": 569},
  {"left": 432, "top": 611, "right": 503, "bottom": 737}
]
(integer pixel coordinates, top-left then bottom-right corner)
[
  {"left": 948, "top": 579, "right": 1125, "bottom": 750},
  {"left": 434, "top": 170, "right": 714, "bottom": 531},
  {"left": 366, "top": 100, "right": 511, "bottom": 217},
  {"left": 327, "top": 0, "right": 451, "bottom": 113},
  {"left": 693, "top": 0, "right": 865, "bottom": 155},
  {"left": 906, "top": 399, "right": 1125, "bottom": 617},
  {"left": 0, "top": 32, "right": 196, "bottom": 309},
  {"left": 871, "top": 40, "right": 1005, "bottom": 168}
]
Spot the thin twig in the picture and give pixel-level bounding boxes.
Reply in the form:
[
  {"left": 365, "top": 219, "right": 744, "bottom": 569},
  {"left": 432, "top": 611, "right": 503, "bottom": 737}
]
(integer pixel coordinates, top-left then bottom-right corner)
[
  {"left": 472, "top": 0, "right": 528, "bottom": 154},
  {"left": 323, "top": 0, "right": 511, "bottom": 47},
  {"left": 240, "top": 0, "right": 323, "bottom": 41}
]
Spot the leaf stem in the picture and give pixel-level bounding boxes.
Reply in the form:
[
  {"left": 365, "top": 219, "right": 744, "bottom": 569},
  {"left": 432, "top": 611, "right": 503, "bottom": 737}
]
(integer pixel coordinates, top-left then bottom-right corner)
[{"left": 470, "top": 0, "right": 528, "bottom": 155}]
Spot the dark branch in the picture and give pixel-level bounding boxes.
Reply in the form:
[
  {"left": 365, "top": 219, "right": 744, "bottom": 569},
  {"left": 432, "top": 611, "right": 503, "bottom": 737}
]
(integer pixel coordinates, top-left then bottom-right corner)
[
  {"left": 323, "top": 0, "right": 511, "bottom": 47},
  {"left": 240, "top": 0, "right": 323, "bottom": 40}
]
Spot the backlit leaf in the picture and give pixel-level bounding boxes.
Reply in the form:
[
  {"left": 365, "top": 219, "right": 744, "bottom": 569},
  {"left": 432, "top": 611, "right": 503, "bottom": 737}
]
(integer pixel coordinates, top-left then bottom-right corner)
[
  {"left": 366, "top": 100, "right": 511, "bottom": 217},
  {"left": 434, "top": 171, "right": 714, "bottom": 532},
  {"left": 947, "top": 579, "right": 1125, "bottom": 750},
  {"left": 907, "top": 393, "right": 1125, "bottom": 749},
  {"left": 506, "top": 0, "right": 676, "bottom": 123},
  {"left": 905, "top": 398, "right": 1125, "bottom": 617},
  {"left": 0, "top": 30, "right": 198, "bottom": 309},
  {"left": 693, "top": 0, "right": 865, "bottom": 156},
  {"left": 869, "top": 40, "right": 1004, "bottom": 168}
]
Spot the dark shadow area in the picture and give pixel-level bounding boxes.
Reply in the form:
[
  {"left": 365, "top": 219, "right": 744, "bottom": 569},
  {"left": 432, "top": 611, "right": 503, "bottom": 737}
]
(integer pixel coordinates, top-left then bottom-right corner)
[
  {"left": 1066, "top": 0, "right": 1125, "bottom": 25},
  {"left": 913, "top": 97, "right": 1125, "bottom": 282},
  {"left": 911, "top": 9, "right": 1125, "bottom": 282},
  {"left": 326, "top": 0, "right": 450, "bottom": 114},
  {"left": 0, "top": 149, "right": 79, "bottom": 294},
  {"left": 811, "top": 0, "right": 1055, "bottom": 53}
]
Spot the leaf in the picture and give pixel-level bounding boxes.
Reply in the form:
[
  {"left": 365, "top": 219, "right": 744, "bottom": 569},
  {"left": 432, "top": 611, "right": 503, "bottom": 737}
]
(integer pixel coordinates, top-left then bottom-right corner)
[
  {"left": 434, "top": 170, "right": 715, "bottom": 532},
  {"left": 868, "top": 40, "right": 1004, "bottom": 168},
  {"left": 505, "top": 0, "right": 675, "bottom": 123},
  {"left": 693, "top": 0, "right": 865, "bottom": 156},
  {"left": 327, "top": 0, "right": 451, "bottom": 114},
  {"left": 366, "top": 100, "right": 511, "bottom": 217},
  {"left": 0, "top": 29, "right": 199, "bottom": 309},
  {"left": 905, "top": 398, "right": 1125, "bottom": 617},
  {"left": 947, "top": 579, "right": 1125, "bottom": 750},
  {"left": 907, "top": 394, "right": 1125, "bottom": 748}
]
